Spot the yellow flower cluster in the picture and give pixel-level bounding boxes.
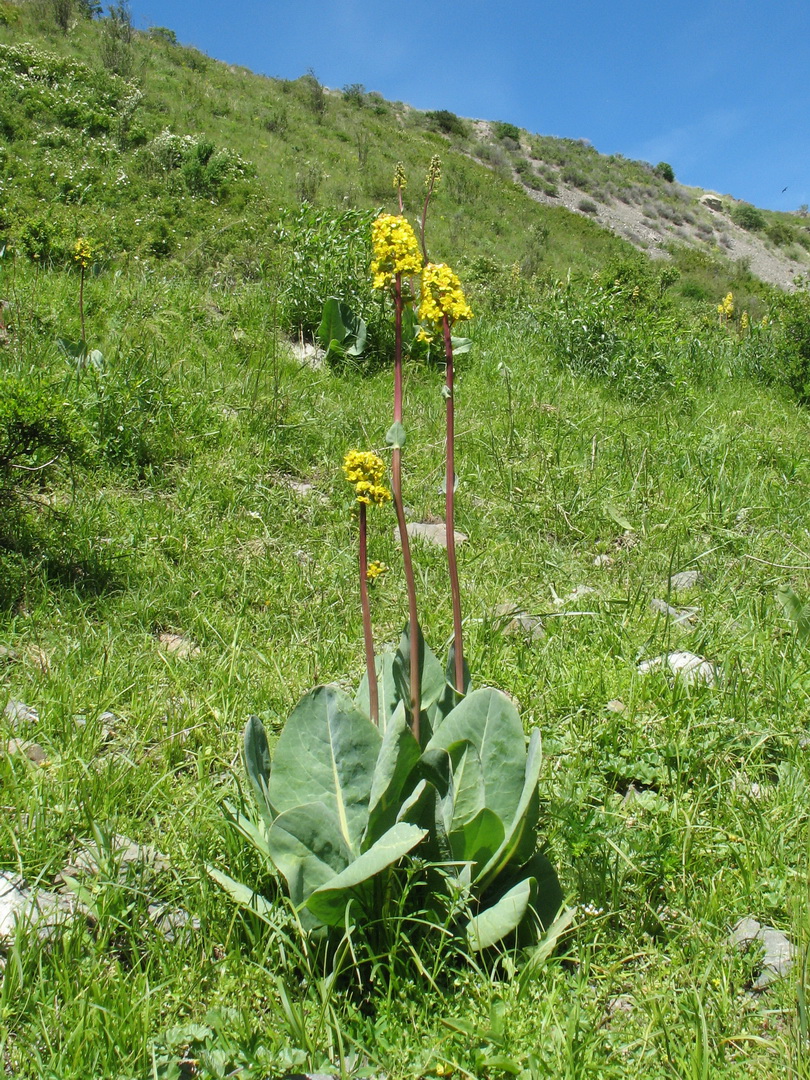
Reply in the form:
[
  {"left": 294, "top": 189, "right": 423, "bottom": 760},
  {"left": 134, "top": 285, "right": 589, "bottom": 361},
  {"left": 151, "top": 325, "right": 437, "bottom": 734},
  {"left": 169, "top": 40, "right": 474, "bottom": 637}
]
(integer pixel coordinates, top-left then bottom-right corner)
[
  {"left": 370, "top": 214, "right": 423, "bottom": 290},
  {"left": 366, "top": 560, "right": 388, "bottom": 581},
  {"left": 418, "top": 263, "right": 473, "bottom": 335},
  {"left": 717, "top": 292, "right": 734, "bottom": 319},
  {"left": 741, "top": 310, "right": 749, "bottom": 331},
  {"left": 342, "top": 450, "right": 391, "bottom": 506},
  {"left": 393, "top": 162, "right": 407, "bottom": 190},
  {"left": 73, "top": 238, "right": 93, "bottom": 269}
]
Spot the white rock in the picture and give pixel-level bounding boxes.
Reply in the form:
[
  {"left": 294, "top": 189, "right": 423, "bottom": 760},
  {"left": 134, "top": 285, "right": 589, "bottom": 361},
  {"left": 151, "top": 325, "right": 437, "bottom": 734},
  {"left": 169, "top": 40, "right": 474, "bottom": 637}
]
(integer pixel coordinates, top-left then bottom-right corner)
[
  {"left": 3, "top": 700, "right": 39, "bottom": 727},
  {"left": 157, "top": 633, "right": 200, "bottom": 659},
  {"left": 729, "top": 917, "right": 795, "bottom": 989},
  {"left": 396, "top": 522, "right": 468, "bottom": 548},
  {"left": 669, "top": 570, "right": 700, "bottom": 591},
  {"left": 0, "top": 872, "right": 72, "bottom": 942},
  {"left": 637, "top": 651, "right": 717, "bottom": 686}
]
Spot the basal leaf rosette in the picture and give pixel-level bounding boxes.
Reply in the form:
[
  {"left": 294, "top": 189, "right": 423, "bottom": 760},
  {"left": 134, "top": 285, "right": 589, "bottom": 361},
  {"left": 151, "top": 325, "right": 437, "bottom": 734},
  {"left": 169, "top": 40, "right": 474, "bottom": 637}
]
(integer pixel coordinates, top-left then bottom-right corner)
[{"left": 371, "top": 213, "right": 423, "bottom": 291}]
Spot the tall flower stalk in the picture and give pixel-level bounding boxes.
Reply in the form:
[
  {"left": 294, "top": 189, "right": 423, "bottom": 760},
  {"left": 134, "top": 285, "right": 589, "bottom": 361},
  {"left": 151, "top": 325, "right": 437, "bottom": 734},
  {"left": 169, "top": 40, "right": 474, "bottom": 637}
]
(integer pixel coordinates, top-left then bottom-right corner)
[
  {"left": 419, "top": 263, "right": 473, "bottom": 694},
  {"left": 370, "top": 211, "right": 424, "bottom": 735},
  {"left": 73, "top": 237, "right": 93, "bottom": 344},
  {"left": 343, "top": 450, "right": 392, "bottom": 727}
]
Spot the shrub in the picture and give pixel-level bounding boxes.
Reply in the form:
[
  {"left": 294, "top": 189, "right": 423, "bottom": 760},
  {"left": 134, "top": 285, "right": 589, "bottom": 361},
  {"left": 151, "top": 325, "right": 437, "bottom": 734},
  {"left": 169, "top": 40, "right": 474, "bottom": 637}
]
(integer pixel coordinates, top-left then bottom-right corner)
[
  {"left": 148, "top": 26, "right": 177, "bottom": 45},
  {"left": 732, "top": 203, "right": 766, "bottom": 231},
  {"left": 654, "top": 161, "right": 675, "bottom": 182},
  {"left": 493, "top": 120, "right": 521, "bottom": 143},
  {"left": 0, "top": 375, "right": 84, "bottom": 506},
  {"left": 341, "top": 83, "right": 365, "bottom": 106},
  {"left": 426, "top": 109, "right": 467, "bottom": 137},
  {"left": 766, "top": 220, "right": 793, "bottom": 246},
  {"left": 578, "top": 198, "right": 598, "bottom": 215}
]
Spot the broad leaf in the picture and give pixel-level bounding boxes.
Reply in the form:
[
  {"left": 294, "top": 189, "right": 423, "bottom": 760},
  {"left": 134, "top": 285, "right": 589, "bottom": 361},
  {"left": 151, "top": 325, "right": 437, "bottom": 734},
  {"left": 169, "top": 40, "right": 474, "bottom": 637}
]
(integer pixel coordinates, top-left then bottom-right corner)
[
  {"left": 207, "top": 867, "right": 279, "bottom": 926},
  {"left": 355, "top": 651, "right": 401, "bottom": 732},
  {"left": 243, "top": 715, "right": 274, "bottom": 823},
  {"left": 450, "top": 335, "right": 472, "bottom": 356},
  {"left": 316, "top": 297, "right": 348, "bottom": 351},
  {"left": 385, "top": 421, "right": 406, "bottom": 449},
  {"left": 426, "top": 688, "right": 526, "bottom": 826},
  {"left": 478, "top": 728, "right": 543, "bottom": 887},
  {"left": 267, "top": 802, "right": 352, "bottom": 909},
  {"left": 449, "top": 807, "right": 505, "bottom": 876},
  {"left": 306, "top": 822, "right": 427, "bottom": 926},
  {"left": 267, "top": 684, "right": 381, "bottom": 855},
  {"left": 446, "top": 740, "right": 485, "bottom": 830},
  {"left": 365, "top": 702, "right": 421, "bottom": 847},
  {"left": 223, "top": 800, "right": 271, "bottom": 860},
  {"left": 393, "top": 621, "right": 447, "bottom": 739},
  {"left": 431, "top": 644, "right": 473, "bottom": 729},
  {"left": 466, "top": 876, "right": 534, "bottom": 951}
]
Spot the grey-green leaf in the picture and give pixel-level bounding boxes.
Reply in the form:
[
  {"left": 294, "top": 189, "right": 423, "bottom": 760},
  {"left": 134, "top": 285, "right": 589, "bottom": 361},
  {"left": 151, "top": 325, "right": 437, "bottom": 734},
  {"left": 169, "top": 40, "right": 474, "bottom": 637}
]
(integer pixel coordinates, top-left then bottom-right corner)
[
  {"left": 244, "top": 715, "right": 274, "bottom": 822},
  {"left": 466, "top": 877, "right": 533, "bottom": 951},
  {"left": 426, "top": 688, "right": 526, "bottom": 825},
  {"left": 385, "top": 421, "right": 406, "bottom": 448},
  {"left": 267, "top": 685, "right": 381, "bottom": 855},
  {"left": 366, "top": 702, "right": 421, "bottom": 847},
  {"left": 306, "top": 821, "right": 427, "bottom": 926},
  {"left": 267, "top": 802, "right": 352, "bottom": 909}
]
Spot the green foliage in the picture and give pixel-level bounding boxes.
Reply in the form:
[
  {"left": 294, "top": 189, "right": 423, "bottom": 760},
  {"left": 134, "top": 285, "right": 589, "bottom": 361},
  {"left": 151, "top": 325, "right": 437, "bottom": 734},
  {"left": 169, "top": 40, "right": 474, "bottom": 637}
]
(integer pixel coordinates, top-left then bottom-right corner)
[
  {"left": 654, "top": 161, "right": 675, "bottom": 182},
  {"left": 315, "top": 297, "right": 367, "bottom": 362},
  {"left": 426, "top": 109, "right": 468, "bottom": 137},
  {"left": 578, "top": 197, "right": 598, "bottom": 215},
  {"left": 0, "top": 373, "right": 84, "bottom": 503},
  {"left": 272, "top": 204, "right": 375, "bottom": 336},
  {"left": 731, "top": 203, "right": 766, "bottom": 231},
  {"left": 148, "top": 26, "right": 177, "bottom": 45},
  {"left": 341, "top": 82, "right": 365, "bottom": 106},
  {"left": 767, "top": 286, "right": 810, "bottom": 402},
  {"left": 216, "top": 627, "right": 561, "bottom": 958},
  {"left": 493, "top": 120, "right": 521, "bottom": 143}
]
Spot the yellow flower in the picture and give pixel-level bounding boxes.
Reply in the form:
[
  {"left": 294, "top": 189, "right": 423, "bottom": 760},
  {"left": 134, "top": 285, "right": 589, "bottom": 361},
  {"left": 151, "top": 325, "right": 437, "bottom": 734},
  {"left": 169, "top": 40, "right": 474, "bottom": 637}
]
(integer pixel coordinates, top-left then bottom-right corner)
[
  {"left": 425, "top": 154, "right": 442, "bottom": 188},
  {"left": 741, "top": 310, "right": 749, "bottom": 331},
  {"left": 393, "top": 162, "right": 407, "bottom": 190},
  {"left": 418, "top": 263, "right": 473, "bottom": 333},
  {"left": 717, "top": 291, "right": 734, "bottom": 319},
  {"left": 366, "top": 560, "right": 388, "bottom": 581},
  {"left": 370, "top": 214, "right": 422, "bottom": 290},
  {"left": 343, "top": 450, "right": 391, "bottom": 506},
  {"left": 73, "top": 238, "right": 93, "bottom": 269}
]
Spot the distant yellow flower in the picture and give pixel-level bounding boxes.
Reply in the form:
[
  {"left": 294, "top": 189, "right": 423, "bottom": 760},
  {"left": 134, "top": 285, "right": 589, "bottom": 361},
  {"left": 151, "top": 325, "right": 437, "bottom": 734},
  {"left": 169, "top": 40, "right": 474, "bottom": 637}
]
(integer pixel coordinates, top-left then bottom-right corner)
[
  {"left": 343, "top": 450, "right": 391, "bottom": 506},
  {"left": 73, "top": 238, "right": 93, "bottom": 269},
  {"left": 717, "top": 291, "right": 734, "bottom": 319},
  {"left": 425, "top": 154, "right": 442, "bottom": 188},
  {"left": 741, "top": 310, "right": 749, "bottom": 331},
  {"left": 366, "top": 560, "right": 388, "bottom": 581},
  {"left": 393, "top": 162, "right": 407, "bottom": 190},
  {"left": 370, "top": 214, "right": 422, "bottom": 290},
  {"left": 418, "top": 263, "right": 473, "bottom": 334}
]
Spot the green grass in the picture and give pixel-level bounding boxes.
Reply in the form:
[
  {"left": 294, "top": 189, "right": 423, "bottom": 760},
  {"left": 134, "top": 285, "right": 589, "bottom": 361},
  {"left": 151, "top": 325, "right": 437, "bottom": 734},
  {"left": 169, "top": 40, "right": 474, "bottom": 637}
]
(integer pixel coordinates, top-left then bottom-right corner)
[{"left": 1, "top": 5, "right": 810, "bottom": 1078}]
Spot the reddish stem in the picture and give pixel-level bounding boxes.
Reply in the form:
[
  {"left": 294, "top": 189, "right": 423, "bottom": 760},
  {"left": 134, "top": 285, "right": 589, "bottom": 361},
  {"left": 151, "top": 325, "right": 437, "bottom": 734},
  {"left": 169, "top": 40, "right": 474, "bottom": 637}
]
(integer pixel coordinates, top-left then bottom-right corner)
[
  {"left": 79, "top": 265, "right": 86, "bottom": 343},
  {"left": 358, "top": 502, "right": 378, "bottom": 726},
  {"left": 443, "top": 315, "right": 464, "bottom": 694},
  {"left": 393, "top": 273, "right": 421, "bottom": 736},
  {"left": 420, "top": 177, "right": 436, "bottom": 263}
]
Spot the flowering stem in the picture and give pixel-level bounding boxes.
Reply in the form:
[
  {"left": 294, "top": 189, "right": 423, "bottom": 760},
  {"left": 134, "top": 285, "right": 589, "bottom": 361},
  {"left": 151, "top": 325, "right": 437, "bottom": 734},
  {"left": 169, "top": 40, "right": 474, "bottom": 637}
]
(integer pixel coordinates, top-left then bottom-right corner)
[
  {"left": 79, "top": 265, "right": 86, "bottom": 344},
  {"left": 393, "top": 272, "right": 421, "bottom": 736},
  {"left": 443, "top": 315, "right": 464, "bottom": 693},
  {"left": 420, "top": 177, "right": 436, "bottom": 263},
  {"left": 358, "top": 503, "right": 379, "bottom": 726}
]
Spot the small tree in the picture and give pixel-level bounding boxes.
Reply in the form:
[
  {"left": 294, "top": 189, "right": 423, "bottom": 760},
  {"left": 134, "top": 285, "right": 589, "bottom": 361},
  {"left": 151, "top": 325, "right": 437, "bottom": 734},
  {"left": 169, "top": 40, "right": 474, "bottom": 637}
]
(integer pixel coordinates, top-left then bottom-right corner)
[{"left": 655, "top": 161, "right": 675, "bottom": 182}]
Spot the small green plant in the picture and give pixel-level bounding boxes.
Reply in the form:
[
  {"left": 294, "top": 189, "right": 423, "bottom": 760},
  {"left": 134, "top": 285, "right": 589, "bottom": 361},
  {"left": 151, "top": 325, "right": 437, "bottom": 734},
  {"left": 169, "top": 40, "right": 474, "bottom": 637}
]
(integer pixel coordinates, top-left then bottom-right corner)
[{"left": 654, "top": 161, "right": 675, "bottom": 182}]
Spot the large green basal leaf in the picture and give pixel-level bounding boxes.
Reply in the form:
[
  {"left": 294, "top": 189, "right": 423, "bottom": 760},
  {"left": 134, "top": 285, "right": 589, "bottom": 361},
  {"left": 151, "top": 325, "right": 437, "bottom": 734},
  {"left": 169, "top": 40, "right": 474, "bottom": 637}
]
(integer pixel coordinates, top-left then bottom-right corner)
[
  {"left": 306, "top": 822, "right": 427, "bottom": 926},
  {"left": 449, "top": 806, "right": 505, "bottom": 878},
  {"left": 207, "top": 868, "right": 279, "bottom": 926},
  {"left": 365, "top": 702, "right": 421, "bottom": 847},
  {"left": 478, "top": 728, "right": 543, "bottom": 888},
  {"left": 243, "top": 715, "right": 274, "bottom": 823},
  {"left": 355, "top": 651, "right": 402, "bottom": 733},
  {"left": 445, "top": 740, "right": 485, "bottom": 831},
  {"left": 466, "top": 876, "right": 534, "bottom": 952},
  {"left": 267, "top": 684, "right": 381, "bottom": 855},
  {"left": 393, "top": 622, "right": 447, "bottom": 739},
  {"left": 426, "top": 688, "right": 526, "bottom": 826},
  {"left": 267, "top": 802, "right": 352, "bottom": 909}
]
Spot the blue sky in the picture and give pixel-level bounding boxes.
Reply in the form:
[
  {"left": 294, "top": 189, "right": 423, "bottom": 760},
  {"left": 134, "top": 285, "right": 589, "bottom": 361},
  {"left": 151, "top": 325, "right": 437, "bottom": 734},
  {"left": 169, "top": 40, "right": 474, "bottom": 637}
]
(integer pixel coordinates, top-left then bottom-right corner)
[{"left": 133, "top": 0, "right": 808, "bottom": 212}]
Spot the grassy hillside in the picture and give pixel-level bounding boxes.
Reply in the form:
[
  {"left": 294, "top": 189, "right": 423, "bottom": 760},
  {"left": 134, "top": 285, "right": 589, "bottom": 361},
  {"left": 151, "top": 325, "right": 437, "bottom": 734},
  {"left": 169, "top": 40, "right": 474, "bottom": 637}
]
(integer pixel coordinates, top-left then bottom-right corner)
[{"left": 3, "top": 4, "right": 810, "bottom": 1078}]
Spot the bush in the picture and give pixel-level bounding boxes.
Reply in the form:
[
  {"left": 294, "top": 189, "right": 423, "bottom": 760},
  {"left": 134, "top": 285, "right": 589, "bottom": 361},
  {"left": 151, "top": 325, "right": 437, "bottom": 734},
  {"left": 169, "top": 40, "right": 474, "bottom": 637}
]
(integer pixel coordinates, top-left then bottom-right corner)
[
  {"left": 426, "top": 109, "right": 467, "bottom": 137},
  {"left": 0, "top": 375, "right": 84, "bottom": 505},
  {"left": 578, "top": 198, "right": 598, "bottom": 215},
  {"left": 341, "top": 83, "right": 365, "bottom": 106},
  {"left": 654, "top": 161, "right": 675, "bottom": 182},
  {"left": 493, "top": 121, "right": 521, "bottom": 143},
  {"left": 732, "top": 203, "right": 766, "bottom": 231},
  {"left": 766, "top": 220, "right": 793, "bottom": 246}
]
